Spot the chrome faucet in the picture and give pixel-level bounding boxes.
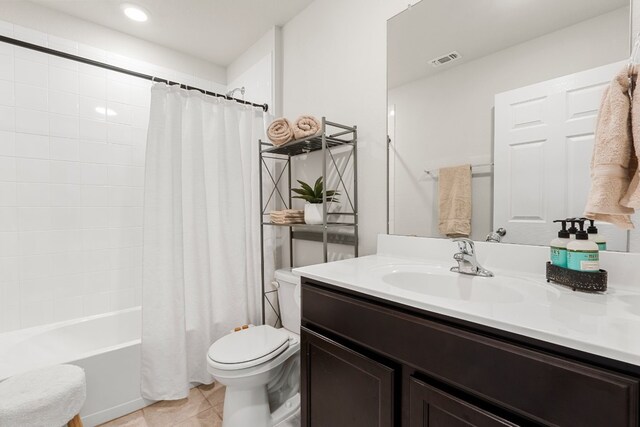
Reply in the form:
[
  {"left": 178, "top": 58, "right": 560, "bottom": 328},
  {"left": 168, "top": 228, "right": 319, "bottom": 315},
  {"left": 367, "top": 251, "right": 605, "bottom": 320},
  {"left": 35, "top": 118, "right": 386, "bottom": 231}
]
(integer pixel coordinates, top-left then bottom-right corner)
[
  {"left": 450, "top": 238, "right": 494, "bottom": 277},
  {"left": 485, "top": 228, "right": 506, "bottom": 243}
]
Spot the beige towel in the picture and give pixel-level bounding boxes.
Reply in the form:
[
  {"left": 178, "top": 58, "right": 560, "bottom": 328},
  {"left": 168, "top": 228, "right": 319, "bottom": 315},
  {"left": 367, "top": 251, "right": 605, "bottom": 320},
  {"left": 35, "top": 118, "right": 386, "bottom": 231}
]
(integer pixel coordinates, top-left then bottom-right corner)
[
  {"left": 293, "top": 115, "right": 321, "bottom": 140},
  {"left": 438, "top": 165, "right": 472, "bottom": 238},
  {"left": 584, "top": 68, "right": 635, "bottom": 229},
  {"left": 267, "top": 118, "right": 294, "bottom": 146},
  {"left": 621, "top": 67, "right": 640, "bottom": 209}
]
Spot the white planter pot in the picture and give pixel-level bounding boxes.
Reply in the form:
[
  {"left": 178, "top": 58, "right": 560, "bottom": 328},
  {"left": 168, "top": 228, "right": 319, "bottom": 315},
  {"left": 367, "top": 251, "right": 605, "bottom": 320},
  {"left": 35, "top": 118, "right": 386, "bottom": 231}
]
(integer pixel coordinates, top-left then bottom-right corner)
[{"left": 304, "top": 203, "right": 324, "bottom": 225}]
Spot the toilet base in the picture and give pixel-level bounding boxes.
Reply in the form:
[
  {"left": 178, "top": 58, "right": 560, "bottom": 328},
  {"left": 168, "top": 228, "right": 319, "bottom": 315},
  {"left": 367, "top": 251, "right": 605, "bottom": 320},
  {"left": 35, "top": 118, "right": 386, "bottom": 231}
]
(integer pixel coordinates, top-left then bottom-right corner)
[{"left": 222, "top": 386, "right": 300, "bottom": 427}]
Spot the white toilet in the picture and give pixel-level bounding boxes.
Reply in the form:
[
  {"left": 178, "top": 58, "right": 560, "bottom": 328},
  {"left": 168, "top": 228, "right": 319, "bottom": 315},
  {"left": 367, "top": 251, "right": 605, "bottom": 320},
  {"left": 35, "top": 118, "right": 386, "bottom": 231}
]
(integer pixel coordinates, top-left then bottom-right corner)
[{"left": 207, "top": 269, "right": 301, "bottom": 427}]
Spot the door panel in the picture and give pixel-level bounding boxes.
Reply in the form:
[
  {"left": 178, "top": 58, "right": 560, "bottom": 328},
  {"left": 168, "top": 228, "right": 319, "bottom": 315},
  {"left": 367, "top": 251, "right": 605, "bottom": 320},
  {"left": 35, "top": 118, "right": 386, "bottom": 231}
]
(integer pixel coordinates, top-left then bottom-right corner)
[
  {"left": 409, "top": 377, "right": 517, "bottom": 427},
  {"left": 494, "top": 61, "right": 628, "bottom": 250},
  {"left": 301, "top": 327, "right": 395, "bottom": 427}
]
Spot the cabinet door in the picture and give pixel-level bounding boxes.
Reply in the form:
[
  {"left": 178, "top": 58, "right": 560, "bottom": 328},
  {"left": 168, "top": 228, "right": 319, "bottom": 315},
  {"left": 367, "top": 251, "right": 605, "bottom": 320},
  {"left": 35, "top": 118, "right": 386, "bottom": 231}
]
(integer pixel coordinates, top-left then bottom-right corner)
[
  {"left": 409, "top": 377, "right": 517, "bottom": 427},
  {"left": 301, "top": 327, "right": 395, "bottom": 427}
]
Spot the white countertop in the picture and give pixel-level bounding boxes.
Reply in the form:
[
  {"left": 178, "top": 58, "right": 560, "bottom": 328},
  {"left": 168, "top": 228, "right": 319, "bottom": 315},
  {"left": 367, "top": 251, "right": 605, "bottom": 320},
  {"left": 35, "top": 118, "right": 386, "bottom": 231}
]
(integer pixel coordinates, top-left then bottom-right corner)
[{"left": 294, "top": 235, "right": 640, "bottom": 367}]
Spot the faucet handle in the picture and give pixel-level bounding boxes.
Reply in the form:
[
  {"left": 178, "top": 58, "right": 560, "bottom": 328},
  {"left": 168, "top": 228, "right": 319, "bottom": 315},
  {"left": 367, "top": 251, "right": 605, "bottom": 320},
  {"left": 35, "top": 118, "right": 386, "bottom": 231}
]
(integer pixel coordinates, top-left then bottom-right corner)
[{"left": 452, "top": 237, "right": 474, "bottom": 254}]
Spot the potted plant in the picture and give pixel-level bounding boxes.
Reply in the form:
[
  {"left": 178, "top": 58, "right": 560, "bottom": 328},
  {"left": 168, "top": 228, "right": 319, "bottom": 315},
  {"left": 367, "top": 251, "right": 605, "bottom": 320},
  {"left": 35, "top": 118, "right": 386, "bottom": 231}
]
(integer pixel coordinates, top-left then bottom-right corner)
[{"left": 292, "top": 177, "right": 340, "bottom": 225}]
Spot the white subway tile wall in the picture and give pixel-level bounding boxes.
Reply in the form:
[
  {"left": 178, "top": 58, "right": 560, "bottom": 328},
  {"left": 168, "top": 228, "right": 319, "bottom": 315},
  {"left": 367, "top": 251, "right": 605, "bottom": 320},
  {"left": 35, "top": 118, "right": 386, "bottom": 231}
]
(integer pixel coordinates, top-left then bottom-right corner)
[{"left": 0, "top": 21, "right": 225, "bottom": 332}]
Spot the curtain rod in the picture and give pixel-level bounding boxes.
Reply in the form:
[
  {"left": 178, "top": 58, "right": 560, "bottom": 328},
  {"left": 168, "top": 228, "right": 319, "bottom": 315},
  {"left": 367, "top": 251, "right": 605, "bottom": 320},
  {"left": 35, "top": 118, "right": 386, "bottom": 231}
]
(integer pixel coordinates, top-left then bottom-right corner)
[{"left": 0, "top": 35, "right": 269, "bottom": 112}]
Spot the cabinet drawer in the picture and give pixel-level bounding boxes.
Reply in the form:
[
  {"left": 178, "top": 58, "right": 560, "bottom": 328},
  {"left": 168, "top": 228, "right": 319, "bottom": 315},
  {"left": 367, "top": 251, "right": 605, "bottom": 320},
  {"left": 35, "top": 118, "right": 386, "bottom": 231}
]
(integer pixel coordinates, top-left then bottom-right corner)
[
  {"left": 302, "top": 282, "right": 639, "bottom": 427},
  {"left": 409, "top": 377, "right": 516, "bottom": 427},
  {"left": 301, "top": 327, "right": 395, "bottom": 427}
]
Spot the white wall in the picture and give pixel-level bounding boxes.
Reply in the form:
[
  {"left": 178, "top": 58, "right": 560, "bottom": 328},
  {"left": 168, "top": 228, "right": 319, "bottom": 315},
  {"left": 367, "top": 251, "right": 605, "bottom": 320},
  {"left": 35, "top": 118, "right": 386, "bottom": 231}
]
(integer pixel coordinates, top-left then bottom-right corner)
[
  {"left": 227, "top": 27, "right": 281, "bottom": 114},
  {"left": 281, "top": 0, "right": 419, "bottom": 261},
  {"left": 388, "top": 8, "right": 629, "bottom": 240},
  {"left": 0, "top": 1, "right": 227, "bottom": 90}
]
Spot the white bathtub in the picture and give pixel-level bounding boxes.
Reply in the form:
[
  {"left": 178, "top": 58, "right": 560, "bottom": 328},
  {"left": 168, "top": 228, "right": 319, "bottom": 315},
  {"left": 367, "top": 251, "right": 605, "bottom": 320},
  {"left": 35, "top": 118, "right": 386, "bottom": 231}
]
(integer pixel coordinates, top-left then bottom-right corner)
[{"left": 0, "top": 307, "right": 153, "bottom": 426}]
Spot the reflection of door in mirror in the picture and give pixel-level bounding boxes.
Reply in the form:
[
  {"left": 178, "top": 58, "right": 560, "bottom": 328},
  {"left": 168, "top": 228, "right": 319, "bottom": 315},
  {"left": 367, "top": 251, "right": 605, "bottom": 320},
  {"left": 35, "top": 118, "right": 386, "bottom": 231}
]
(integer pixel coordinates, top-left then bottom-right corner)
[
  {"left": 387, "top": 0, "right": 636, "bottom": 250},
  {"left": 494, "top": 62, "right": 630, "bottom": 251}
]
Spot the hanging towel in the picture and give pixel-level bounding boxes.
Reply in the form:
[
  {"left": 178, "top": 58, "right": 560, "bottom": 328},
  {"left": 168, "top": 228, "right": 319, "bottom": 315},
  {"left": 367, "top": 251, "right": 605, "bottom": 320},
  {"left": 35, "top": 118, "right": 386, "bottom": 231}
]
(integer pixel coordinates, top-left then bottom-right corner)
[
  {"left": 293, "top": 115, "right": 321, "bottom": 140},
  {"left": 584, "top": 68, "right": 635, "bottom": 229},
  {"left": 621, "top": 66, "right": 640, "bottom": 209},
  {"left": 267, "top": 118, "right": 294, "bottom": 146},
  {"left": 438, "top": 164, "right": 472, "bottom": 238}
]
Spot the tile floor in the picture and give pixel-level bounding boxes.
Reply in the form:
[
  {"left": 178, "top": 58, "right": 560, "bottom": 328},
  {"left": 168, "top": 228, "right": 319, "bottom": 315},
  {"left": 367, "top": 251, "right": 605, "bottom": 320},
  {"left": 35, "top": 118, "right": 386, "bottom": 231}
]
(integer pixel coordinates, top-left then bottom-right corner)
[{"left": 98, "top": 383, "right": 225, "bottom": 427}]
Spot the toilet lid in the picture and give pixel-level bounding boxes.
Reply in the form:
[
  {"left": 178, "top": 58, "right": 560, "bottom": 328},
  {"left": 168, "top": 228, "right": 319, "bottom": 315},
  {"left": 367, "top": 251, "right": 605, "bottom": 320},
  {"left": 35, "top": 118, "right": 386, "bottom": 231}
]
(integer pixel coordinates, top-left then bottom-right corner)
[{"left": 208, "top": 325, "right": 290, "bottom": 368}]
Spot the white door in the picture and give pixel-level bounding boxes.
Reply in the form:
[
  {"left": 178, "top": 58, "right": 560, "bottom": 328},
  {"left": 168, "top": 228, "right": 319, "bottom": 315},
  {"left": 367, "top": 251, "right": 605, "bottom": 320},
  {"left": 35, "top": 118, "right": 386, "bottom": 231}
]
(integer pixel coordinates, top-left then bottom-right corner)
[{"left": 494, "top": 61, "right": 629, "bottom": 251}]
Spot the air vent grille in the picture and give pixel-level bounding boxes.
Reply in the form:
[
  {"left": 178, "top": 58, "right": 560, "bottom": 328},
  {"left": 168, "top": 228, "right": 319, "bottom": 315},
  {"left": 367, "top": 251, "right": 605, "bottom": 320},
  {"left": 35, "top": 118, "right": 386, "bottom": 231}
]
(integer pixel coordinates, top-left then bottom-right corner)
[{"left": 429, "top": 51, "right": 462, "bottom": 68}]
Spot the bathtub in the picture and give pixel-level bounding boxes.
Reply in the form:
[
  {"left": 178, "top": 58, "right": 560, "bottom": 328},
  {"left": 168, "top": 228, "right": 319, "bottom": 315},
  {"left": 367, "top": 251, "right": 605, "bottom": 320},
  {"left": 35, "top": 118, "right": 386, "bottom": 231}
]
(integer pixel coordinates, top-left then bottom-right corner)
[{"left": 0, "top": 307, "right": 153, "bottom": 426}]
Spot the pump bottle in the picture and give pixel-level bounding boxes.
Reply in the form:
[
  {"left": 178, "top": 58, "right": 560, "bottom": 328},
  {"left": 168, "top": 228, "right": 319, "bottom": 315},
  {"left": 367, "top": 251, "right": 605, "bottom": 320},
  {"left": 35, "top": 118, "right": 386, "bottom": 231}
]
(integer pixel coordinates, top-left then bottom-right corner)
[
  {"left": 550, "top": 220, "right": 571, "bottom": 268},
  {"left": 586, "top": 219, "right": 607, "bottom": 251},
  {"left": 566, "top": 220, "right": 600, "bottom": 272},
  {"left": 567, "top": 219, "right": 578, "bottom": 240}
]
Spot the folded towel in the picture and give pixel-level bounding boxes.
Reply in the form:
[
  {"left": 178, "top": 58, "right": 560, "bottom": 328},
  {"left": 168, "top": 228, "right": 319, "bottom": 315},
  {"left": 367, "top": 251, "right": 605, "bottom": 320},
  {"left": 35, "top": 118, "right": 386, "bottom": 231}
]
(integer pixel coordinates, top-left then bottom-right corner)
[
  {"left": 267, "top": 118, "right": 294, "bottom": 146},
  {"left": 270, "top": 209, "right": 305, "bottom": 224},
  {"left": 293, "top": 115, "right": 321, "bottom": 140},
  {"left": 438, "top": 165, "right": 472, "bottom": 238},
  {"left": 584, "top": 68, "right": 635, "bottom": 229},
  {"left": 270, "top": 209, "right": 304, "bottom": 218},
  {"left": 621, "top": 67, "right": 640, "bottom": 209}
]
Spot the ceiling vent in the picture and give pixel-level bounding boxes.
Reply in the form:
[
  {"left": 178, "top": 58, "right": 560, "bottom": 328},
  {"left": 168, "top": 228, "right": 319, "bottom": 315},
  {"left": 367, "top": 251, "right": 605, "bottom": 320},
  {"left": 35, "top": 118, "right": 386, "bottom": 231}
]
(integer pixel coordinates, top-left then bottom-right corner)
[{"left": 429, "top": 51, "right": 462, "bottom": 68}]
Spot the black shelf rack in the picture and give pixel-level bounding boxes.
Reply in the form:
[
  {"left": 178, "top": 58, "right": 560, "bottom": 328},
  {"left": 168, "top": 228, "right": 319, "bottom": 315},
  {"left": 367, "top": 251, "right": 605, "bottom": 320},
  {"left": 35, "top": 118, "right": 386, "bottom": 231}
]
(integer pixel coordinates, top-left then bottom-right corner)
[{"left": 259, "top": 118, "right": 358, "bottom": 324}]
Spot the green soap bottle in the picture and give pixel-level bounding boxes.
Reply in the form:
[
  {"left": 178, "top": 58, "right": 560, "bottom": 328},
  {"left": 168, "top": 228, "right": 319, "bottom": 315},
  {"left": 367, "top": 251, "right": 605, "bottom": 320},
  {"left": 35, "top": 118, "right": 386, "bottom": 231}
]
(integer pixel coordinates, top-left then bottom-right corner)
[
  {"left": 550, "top": 220, "right": 570, "bottom": 268},
  {"left": 567, "top": 220, "right": 599, "bottom": 272},
  {"left": 586, "top": 219, "right": 607, "bottom": 251}
]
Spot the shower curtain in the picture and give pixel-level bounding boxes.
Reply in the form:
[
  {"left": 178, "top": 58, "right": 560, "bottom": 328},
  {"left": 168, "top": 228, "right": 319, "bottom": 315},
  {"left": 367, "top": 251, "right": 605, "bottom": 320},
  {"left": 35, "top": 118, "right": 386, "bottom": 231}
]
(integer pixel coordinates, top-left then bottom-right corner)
[{"left": 141, "top": 83, "right": 270, "bottom": 400}]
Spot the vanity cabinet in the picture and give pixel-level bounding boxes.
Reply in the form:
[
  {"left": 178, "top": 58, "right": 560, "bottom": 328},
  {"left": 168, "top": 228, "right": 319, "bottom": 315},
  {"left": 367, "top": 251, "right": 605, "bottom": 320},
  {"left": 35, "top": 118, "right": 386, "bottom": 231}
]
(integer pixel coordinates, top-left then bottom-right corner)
[
  {"left": 301, "top": 327, "right": 395, "bottom": 427},
  {"left": 300, "top": 278, "right": 640, "bottom": 427},
  {"left": 408, "top": 377, "right": 516, "bottom": 427}
]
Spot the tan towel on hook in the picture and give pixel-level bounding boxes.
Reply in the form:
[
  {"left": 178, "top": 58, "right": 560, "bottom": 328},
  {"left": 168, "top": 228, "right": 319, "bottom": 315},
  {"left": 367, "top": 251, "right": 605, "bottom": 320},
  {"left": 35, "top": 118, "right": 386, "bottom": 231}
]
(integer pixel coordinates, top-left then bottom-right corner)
[
  {"left": 267, "top": 118, "right": 294, "bottom": 146},
  {"left": 293, "top": 115, "right": 321, "bottom": 140},
  {"left": 621, "top": 65, "right": 640, "bottom": 209},
  {"left": 584, "top": 68, "right": 636, "bottom": 229},
  {"left": 438, "top": 164, "right": 472, "bottom": 238}
]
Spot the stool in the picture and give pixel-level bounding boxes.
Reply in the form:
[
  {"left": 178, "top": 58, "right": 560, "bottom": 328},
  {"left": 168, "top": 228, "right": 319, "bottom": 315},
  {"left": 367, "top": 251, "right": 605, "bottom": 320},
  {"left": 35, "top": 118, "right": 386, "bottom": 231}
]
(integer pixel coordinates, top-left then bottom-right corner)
[{"left": 0, "top": 364, "right": 86, "bottom": 427}]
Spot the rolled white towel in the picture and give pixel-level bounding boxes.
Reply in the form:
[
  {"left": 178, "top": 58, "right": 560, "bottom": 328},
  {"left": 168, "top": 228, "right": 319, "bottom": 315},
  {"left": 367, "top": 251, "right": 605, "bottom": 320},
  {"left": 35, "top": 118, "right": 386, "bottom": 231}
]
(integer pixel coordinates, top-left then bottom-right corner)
[
  {"left": 267, "top": 118, "right": 294, "bottom": 146},
  {"left": 293, "top": 115, "right": 321, "bottom": 140}
]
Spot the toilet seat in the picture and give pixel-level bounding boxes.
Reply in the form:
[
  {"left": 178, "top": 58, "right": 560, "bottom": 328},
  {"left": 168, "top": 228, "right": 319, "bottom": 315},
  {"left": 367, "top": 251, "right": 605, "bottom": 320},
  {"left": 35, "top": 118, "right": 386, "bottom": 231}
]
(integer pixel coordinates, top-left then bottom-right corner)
[{"left": 208, "top": 325, "right": 291, "bottom": 371}]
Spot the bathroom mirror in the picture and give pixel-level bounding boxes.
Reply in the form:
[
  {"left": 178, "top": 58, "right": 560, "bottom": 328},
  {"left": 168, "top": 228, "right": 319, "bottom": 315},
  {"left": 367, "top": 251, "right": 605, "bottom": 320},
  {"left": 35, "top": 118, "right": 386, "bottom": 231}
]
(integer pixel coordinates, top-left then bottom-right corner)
[{"left": 387, "top": 0, "right": 638, "bottom": 251}]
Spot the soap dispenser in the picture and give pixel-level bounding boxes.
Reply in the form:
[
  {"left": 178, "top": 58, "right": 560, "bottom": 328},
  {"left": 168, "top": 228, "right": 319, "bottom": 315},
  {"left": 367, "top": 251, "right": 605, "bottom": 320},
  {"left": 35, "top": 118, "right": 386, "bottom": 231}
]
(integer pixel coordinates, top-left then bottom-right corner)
[
  {"left": 567, "top": 218, "right": 578, "bottom": 239},
  {"left": 566, "top": 220, "right": 600, "bottom": 272},
  {"left": 586, "top": 219, "right": 607, "bottom": 251},
  {"left": 550, "top": 220, "right": 570, "bottom": 268}
]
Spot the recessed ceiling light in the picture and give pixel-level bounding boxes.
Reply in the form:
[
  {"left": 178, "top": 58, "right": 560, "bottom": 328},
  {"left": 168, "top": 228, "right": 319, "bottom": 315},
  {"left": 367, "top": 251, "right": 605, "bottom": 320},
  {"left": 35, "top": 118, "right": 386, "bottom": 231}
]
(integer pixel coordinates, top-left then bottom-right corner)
[{"left": 121, "top": 4, "right": 149, "bottom": 22}]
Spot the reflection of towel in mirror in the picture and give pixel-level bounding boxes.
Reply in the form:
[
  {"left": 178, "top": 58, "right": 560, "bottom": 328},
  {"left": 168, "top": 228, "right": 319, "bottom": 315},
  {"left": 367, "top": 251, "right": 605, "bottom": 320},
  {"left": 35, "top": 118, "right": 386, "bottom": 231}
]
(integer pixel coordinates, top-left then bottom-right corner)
[
  {"left": 267, "top": 118, "right": 294, "bottom": 146},
  {"left": 621, "top": 67, "right": 640, "bottom": 209},
  {"left": 293, "top": 115, "right": 321, "bottom": 140},
  {"left": 584, "top": 68, "right": 635, "bottom": 229},
  {"left": 438, "top": 165, "right": 472, "bottom": 238}
]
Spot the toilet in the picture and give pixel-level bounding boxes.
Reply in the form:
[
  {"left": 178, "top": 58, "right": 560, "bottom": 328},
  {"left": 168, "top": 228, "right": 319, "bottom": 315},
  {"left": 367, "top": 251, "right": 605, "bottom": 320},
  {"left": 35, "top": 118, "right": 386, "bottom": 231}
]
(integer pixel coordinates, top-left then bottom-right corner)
[{"left": 207, "top": 269, "right": 301, "bottom": 427}]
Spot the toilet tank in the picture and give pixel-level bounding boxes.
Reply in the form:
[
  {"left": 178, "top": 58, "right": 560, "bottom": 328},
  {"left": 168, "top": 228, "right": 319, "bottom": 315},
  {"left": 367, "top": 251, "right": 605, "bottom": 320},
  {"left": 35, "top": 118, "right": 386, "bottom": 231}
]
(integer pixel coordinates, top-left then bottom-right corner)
[{"left": 274, "top": 268, "right": 301, "bottom": 333}]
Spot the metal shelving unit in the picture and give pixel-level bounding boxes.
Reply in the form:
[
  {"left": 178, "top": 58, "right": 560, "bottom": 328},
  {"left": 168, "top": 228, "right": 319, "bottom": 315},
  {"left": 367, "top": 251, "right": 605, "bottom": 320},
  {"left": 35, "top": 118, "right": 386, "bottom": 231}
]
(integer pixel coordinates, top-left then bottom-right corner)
[{"left": 259, "top": 118, "right": 358, "bottom": 324}]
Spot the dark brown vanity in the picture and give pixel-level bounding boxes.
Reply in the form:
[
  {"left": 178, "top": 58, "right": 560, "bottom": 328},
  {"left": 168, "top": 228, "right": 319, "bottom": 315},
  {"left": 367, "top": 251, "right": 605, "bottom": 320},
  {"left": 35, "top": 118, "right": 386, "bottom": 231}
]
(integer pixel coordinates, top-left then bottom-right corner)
[{"left": 300, "top": 277, "right": 640, "bottom": 427}]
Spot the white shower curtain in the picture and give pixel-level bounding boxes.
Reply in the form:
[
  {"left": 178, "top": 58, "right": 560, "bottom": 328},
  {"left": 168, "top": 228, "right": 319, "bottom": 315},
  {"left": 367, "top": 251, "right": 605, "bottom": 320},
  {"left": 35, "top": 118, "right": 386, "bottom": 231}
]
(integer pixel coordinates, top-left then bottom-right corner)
[{"left": 141, "top": 84, "right": 270, "bottom": 400}]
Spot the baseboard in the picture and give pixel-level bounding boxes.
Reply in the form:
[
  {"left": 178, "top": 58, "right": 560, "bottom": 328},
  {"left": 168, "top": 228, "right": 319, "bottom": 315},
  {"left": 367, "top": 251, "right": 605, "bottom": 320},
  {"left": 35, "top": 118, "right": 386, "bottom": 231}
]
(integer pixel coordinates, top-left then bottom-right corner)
[{"left": 81, "top": 397, "right": 155, "bottom": 427}]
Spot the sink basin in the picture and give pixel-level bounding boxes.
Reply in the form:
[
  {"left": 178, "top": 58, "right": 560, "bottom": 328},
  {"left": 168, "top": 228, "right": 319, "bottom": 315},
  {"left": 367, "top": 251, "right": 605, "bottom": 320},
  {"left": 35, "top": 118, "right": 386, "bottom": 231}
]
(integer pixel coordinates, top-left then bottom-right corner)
[{"left": 379, "top": 265, "right": 525, "bottom": 304}]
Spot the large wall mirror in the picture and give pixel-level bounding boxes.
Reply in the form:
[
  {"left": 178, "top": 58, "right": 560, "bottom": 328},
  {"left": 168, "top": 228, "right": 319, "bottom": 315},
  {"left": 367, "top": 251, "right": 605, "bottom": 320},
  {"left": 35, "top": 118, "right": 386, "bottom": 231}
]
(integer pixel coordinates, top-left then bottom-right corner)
[{"left": 387, "top": 0, "right": 639, "bottom": 252}]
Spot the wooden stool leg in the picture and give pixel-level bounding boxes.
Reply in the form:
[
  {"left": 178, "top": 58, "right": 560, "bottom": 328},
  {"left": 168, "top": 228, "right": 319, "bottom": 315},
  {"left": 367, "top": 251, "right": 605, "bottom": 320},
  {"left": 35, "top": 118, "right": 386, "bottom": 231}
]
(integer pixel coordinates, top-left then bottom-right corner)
[{"left": 68, "top": 414, "right": 83, "bottom": 427}]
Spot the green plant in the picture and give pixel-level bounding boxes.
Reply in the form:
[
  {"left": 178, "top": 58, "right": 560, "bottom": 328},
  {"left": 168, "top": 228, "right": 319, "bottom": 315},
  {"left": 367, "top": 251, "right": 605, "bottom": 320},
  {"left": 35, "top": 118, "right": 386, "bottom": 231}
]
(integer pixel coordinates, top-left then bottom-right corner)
[{"left": 292, "top": 177, "right": 340, "bottom": 204}]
